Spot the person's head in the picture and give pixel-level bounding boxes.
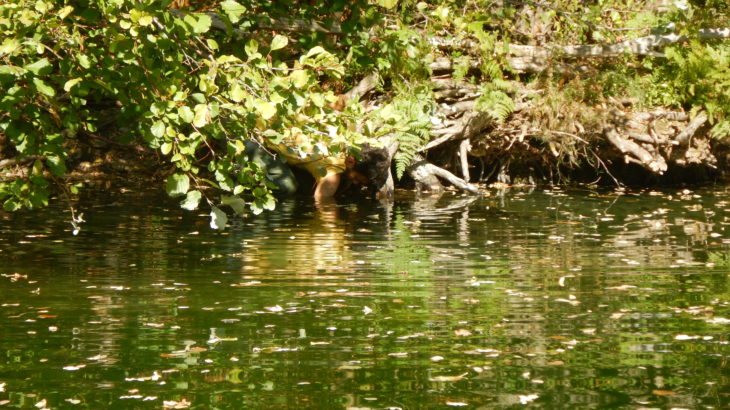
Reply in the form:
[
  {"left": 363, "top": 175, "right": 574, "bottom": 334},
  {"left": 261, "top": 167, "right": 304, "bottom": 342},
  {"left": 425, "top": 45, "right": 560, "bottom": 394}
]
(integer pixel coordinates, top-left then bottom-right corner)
[{"left": 344, "top": 144, "right": 390, "bottom": 197}]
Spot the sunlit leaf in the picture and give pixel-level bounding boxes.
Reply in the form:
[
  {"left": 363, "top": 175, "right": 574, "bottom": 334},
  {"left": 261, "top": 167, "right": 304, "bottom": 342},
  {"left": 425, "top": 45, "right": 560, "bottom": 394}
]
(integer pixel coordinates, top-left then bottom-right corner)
[
  {"left": 255, "top": 101, "right": 276, "bottom": 120},
  {"left": 150, "top": 120, "right": 165, "bottom": 138},
  {"left": 24, "top": 58, "right": 51, "bottom": 75},
  {"left": 166, "top": 173, "right": 189, "bottom": 197},
  {"left": 180, "top": 190, "right": 202, "bottom": 210},
  {"left": 193, "top": 104, "right": 209, "bottom": 127},
  {"left": 58, "top": 5, "right": 74, "bottom": 20},
  {"left": 209, "top": 206, "right": 228, "bottom": 230},
  {"left": 63, "top": 78, "right": 82, "bottom": 92},
  {"left": 375, "top": 0, "right": 398, "bottom": 9},
  {"left": 184, "top": 13, "right": 212, "bottom": 34},
  {"left": 290, "top": 70, "right": 309, "bottom": 89},
  {"left": 220, "top": 0, "right": 246, "bottom": 23},
  {"left": 221, "top": 195, "right": 246, "bottom": 215},
  {"left": 270, "top": 35, "right": 288, "bottom": 51},
  {"left": 32, "top": 78, "right": 55, "bottom": 97}
]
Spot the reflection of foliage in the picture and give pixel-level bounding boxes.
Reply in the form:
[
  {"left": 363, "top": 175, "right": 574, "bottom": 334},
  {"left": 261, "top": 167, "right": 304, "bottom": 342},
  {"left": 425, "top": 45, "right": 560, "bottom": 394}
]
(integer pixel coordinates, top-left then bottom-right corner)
[{"left": 707, "top": 251, "right": 730, "bottom": 268}]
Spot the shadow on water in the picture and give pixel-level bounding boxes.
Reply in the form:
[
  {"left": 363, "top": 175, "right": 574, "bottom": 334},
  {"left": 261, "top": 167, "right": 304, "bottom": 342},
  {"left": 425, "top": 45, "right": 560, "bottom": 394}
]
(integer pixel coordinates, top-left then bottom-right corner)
[{"left": 0, "top": 187, "right": 730, "bottom": 408}]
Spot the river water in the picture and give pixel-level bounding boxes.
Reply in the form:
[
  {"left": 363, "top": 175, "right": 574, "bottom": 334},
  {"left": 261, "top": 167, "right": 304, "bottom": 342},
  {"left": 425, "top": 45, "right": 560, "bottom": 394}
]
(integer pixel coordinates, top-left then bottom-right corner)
[{"left": 0, "top": 187, "right": 729, "bottom": 409}]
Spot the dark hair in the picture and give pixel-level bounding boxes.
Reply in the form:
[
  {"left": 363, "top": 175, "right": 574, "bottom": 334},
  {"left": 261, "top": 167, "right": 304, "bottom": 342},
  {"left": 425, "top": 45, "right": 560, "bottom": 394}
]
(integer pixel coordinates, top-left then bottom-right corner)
[{"left": 353, "top": 144, "right": 390, "bottom": 194}]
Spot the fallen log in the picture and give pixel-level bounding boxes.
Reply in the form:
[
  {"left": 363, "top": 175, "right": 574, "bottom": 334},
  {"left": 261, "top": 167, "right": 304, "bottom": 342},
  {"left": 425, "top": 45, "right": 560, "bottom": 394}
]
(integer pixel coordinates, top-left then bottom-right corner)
[{"left": 430, "top": 28, "right": 730, "bottom": 73}]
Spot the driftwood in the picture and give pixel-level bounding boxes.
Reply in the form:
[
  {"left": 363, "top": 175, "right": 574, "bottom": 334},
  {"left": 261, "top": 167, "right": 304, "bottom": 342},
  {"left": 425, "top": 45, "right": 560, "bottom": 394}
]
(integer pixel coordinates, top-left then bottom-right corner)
[{"left": 408, "top": 154, "right": 480, "bottom": 195}]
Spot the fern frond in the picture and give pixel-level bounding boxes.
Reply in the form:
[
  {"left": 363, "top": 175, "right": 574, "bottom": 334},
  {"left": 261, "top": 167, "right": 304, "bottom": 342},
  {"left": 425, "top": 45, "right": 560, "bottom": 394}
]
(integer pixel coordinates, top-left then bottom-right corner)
[
  {"left": 710, "top": 119, "right": 730, "bottom": 140},
  {"left": 475, "top": 89, "right": 515, "bottom": 123},
  {"left": 368, "top": 83, "right": 435, "bottom": 179}
]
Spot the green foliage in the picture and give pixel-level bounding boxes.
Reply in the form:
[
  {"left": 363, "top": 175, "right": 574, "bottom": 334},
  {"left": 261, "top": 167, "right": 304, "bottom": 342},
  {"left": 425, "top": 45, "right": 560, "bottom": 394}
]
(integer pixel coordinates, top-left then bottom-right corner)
[
  {"left": 365, "top": 84, "right": 434, "bottom": 178},
  {"left": 475, "top": 78, "right": 515, "bottom": 123},
  {"left": 0, "top": 0, "right": 369, "bottom": 229},
  {"left": 647, "top": 41, "right": 730, "bottom": 139}
]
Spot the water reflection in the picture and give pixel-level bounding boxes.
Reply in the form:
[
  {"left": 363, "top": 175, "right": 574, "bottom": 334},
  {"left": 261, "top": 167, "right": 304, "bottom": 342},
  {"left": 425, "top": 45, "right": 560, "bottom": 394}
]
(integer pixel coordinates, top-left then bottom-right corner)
[{"left": 0, "top": 188, "right": 729, "bottom": 408}]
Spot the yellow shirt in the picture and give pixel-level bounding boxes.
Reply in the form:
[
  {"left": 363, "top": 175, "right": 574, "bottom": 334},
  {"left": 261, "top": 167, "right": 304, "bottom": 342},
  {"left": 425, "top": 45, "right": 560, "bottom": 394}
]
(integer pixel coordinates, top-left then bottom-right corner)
[{"left": 271, "top": 143, "right": 346, "bottom": 182}]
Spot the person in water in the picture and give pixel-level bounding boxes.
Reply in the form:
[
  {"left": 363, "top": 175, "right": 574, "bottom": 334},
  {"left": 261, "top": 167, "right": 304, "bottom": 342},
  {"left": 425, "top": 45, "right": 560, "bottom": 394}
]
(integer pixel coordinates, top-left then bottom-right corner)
[{"left": 273, "top": 142, "right": 390, "bottom": 201}]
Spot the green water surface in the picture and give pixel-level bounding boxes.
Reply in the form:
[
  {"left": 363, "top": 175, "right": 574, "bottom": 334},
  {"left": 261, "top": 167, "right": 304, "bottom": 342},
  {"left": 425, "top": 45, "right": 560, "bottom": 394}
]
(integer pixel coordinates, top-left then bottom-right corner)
[{"left": 1, "top": 187, "right": 729, "bottom": 409}]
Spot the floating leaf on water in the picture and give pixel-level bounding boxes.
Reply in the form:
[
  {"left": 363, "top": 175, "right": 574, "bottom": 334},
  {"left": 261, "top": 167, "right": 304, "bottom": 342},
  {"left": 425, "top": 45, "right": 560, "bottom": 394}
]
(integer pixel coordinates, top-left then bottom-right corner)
[
  {"left": 454, "top": 329, "right": 472, "bottom": 337},
  {"left": 163, "top": 399, "right": 191, "bottom": 409},
  {"left": 429, "top": 372, "right": 468, "bottom": 382},
  {"left": 387, "top": 352, "right": 409, "bottom": 358},
  {"left": 652, "top": 390, "right": 676, "bottom": 396},
  {"left": 519, "top": 394, "right": 539, "bottom": 404},
  {"left": 554, "top": 298, "right": 581, "bottom": 306},
  {"left": 606, "top": 284, "right": 637, "bottom": 291},
  {"left": 230, "top": 281, "right": 260, "bottom": 287},
  {"left": 674, "top": 334, "right": 700, "bottom": 340}
]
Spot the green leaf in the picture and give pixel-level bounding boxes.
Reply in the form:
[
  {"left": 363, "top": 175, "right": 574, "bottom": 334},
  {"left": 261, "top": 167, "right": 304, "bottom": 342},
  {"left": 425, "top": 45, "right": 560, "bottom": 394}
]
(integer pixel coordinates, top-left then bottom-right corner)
[
  {"left": 270, "top": 35, "right": 288, "bottom": 51},
  {"left": 139, "top": 15, "right": 153, "bottom": 26},
  {"left": 263, "top": 195, "right": 275, "bottom": 211},
  {"left": 160, "top": 142, "right": 173, "bottom": 155},
  {"left": 184, "top": 13, "right": 212, "bottom": 34},
  {"left": 24, "top": 58, "right": 51, "bottom": 76},
  {"left": 180, "top": 190, "right": 202, "bottom": 210},
  {"left": 221, "top": 194, "right": 246, "bottom": 215},
  {"left": 78, "top": 54, "right": 91, "bottom": 69},
  {"left": 255, "top": 100, "right": 276, "bottom": 120},
  {"left": 229, "top": 84, "right": 246, "bottom": 102},
  {"left": 178, "top": 106, "right": 194, "bottom": 123},
  {"left": 63, "top": 78, "right": 82, "bottom": 92},
  {"left": 58, "top": 5, "right": 74, "bottom": 20},
  {"left": 32, "top": 78, "right": 55, "bottom": 97},
  {"left": 151, "top": 120, "right": 166, "bottom": 138},
  {"left": 245, "top": 40, "right": 259, "bottom": 59},
  {"left": 221, "top": 0, "right": 246, "bottom": 23},
  {"left": 210, "top": 206, "right": 228, "bottom": 230},
  {"left": 0, "top": 39, "right": 20, "bottom": 56},
  {"left": 376, "top": 0, "right": 398, "bottom": 8},
  {"left": 46, "top": 155, "right": 66, "bottom": 176},
  {"left": 0, "top": 65, "right": 27, "bottom": 76},
  {"left": 290, "top": 70, "right": 309, "bottom": 89},
  {"left": 3, "top": 198, "right": 21, "bottom": 212},
  {"left": 193, "top": 104, "right": 209, "bottom": 127},
  {"left": 166, "top": 173, "right": 190, "bottom": 197}
]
